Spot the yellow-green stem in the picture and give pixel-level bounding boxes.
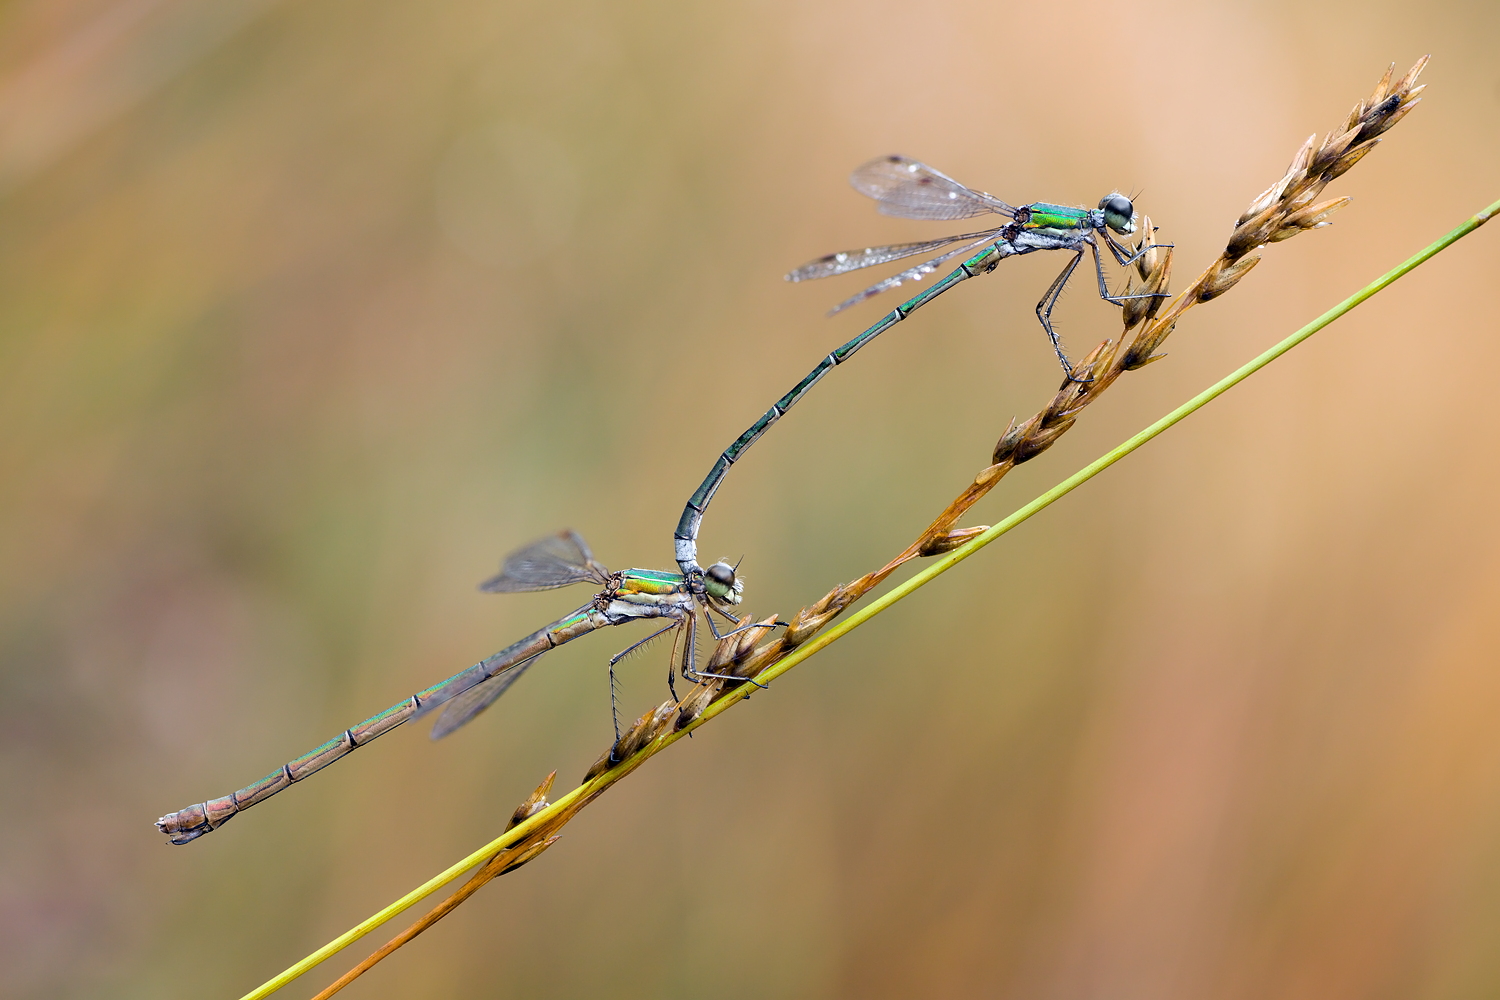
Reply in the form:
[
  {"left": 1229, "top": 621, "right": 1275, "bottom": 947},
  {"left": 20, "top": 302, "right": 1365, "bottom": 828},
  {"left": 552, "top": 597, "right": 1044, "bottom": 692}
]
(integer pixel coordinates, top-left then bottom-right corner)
[{"left": 242, "top": 196, "right": 1498, "bottom": 1000}]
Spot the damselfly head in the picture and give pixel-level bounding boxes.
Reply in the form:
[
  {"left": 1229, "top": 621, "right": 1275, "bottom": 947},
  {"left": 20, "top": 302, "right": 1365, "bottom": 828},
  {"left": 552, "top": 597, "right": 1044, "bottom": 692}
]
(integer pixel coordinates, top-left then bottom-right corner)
[
  {"left": 703, "top": 561, "right": 744, "bottom": 605},
  {"left": 1099, "top": 193, "right": 1136, "bottom": 235}
]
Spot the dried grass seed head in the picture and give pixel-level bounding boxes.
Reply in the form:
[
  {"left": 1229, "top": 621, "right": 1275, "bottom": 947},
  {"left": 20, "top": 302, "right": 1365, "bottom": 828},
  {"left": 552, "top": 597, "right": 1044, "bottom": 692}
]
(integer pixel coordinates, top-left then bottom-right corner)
[
  {"left": 506, "top": 771, "right": 557, "bottom": 830},
  {"left": 1229, "top": 56, "right": 1426, "bottom": 260}
]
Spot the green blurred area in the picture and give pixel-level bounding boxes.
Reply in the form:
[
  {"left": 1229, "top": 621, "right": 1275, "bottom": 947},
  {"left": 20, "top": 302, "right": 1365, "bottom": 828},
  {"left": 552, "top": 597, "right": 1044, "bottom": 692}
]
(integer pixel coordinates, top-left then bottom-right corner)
[{"left": 3, "top": 1, "right": 1500, "bottom": 997}]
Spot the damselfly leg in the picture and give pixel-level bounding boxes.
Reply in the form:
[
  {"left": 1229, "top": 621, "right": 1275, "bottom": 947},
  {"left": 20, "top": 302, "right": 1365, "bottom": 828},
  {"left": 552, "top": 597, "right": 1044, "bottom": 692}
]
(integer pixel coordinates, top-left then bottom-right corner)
[
  {"left": 1042, "top": 232, "right": 1174, "bottom": 382},
  {"left": 1036, "top": 248, "right": 1087, "bottom": 376},
  {"left": 609, "top": 620, "right": 682, "bottom": 740}
]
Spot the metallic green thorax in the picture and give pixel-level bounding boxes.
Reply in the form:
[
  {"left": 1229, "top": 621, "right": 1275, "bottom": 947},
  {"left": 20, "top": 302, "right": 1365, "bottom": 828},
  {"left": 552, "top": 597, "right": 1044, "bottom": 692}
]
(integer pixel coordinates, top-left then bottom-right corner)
[
  {"left": 614, "top": 569, "right": 690, "bottom": 601},
  {"left": 1020, "top": 203, "right": 1094, "bottom": 234}
]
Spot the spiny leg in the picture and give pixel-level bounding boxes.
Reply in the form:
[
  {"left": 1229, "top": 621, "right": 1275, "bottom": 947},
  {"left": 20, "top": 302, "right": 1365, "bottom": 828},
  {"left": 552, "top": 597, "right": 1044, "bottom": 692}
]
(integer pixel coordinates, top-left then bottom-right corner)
[
  {"left": 1035, "top": 248, "right": 1086, "bottom": 377},
  {"left": 609, "top": 621, "right": 679, "bottom": 741},
  {"left": 1100, "top": 227, "right": 1174, "bottom": 268},
  {"left": 704, "top": 604, "right": 741, "bottom": 637},
  {"left": 687, "top": 608, "right": 771, "bottom": 690},
  {"left": 704, "top": 602, "right": 788, "bottom": 641},
  {"left": 1093, "top": 231, "right": 1176, "bottom": 310},
  {"left": 713, "top": 618, "right": 789, "bottom": 641},
  {"left": 673, "top": 612, "right": 696, "bottom": 700},
  {"left": 608, "top": 657, "right": 621, "bottom": 744},
  {"left": 610, "top": 622, "right": 680, "bottom": 665}
]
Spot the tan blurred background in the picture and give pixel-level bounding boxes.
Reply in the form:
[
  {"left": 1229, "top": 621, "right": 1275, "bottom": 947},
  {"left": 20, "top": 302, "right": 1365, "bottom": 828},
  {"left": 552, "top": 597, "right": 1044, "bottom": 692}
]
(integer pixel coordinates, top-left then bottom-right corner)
[{"left": 2, "top": 0, "right": 1498, "bottom": 997}]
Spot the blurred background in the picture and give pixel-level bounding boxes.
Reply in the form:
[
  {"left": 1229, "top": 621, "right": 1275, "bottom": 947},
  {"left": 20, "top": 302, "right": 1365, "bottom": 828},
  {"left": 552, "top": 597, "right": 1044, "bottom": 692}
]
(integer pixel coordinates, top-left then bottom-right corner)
[{"left": 1, "top": 0, "right": 1497, "bottom": 997}]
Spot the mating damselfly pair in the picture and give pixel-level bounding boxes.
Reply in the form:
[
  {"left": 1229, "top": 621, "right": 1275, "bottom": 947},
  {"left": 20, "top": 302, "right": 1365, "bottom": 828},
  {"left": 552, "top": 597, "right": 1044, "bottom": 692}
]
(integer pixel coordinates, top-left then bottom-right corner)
[{"left": 157, "top": 156, "right": 1163, "bottom": 844}]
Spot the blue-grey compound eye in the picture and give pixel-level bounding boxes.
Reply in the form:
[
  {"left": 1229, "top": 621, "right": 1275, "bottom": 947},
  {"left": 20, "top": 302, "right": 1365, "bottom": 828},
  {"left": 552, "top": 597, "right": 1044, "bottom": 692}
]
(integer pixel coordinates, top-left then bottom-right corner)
[{"left": 1099, "top": 193, "right": 1136, "bottom": 234}]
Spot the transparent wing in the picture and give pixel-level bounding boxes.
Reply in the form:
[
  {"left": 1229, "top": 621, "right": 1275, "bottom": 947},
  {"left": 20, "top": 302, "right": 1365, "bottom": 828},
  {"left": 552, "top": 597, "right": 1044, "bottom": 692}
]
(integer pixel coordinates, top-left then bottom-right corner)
[
  {"left": 480, "top": 530, "right": 610, "bottom": 592},
  {"left": 826, "top": 236, "right": 999, "bottom": 315},
  {"left": 428, "top": 654, "right": 541, "bottom": 740},
  {"left": 851, "top": 155, "right": 1016, "bottom": 221},
  {"left": 785, "top": 228, "right": 1004, "bottom": 283}
]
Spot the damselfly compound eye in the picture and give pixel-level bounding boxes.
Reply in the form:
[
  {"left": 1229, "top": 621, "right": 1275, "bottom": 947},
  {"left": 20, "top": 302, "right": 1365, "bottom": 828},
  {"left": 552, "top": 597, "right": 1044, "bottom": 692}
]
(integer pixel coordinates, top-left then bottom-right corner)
[
  {"left": 706, "top": 562, "right": 736, "bottom": 587},
  {"left": 1099, "top": 193, "right": 1136, "bottom": 234}
]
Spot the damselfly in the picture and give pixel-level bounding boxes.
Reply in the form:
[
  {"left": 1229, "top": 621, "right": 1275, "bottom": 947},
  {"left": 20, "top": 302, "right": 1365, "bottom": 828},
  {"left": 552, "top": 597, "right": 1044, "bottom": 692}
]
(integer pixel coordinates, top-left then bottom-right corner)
[
  {"left": 789, "top": 155, "right": 1160, "bottom": 363},
  {"left": 674, "top": 155, "right": 1163, "bottom": 587},
  {"left": 156, "top": 532, "right": 748, "bottom": 844}
]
